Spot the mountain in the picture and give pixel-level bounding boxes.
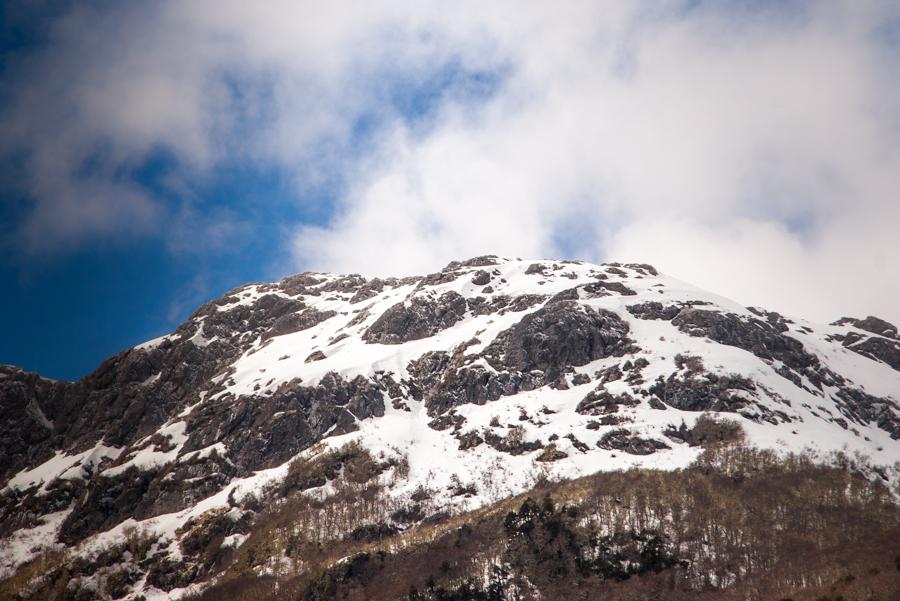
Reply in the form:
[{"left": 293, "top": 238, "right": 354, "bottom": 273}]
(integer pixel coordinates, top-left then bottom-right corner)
[{"left": 1, "top": 256, "right": 899, "bottom": 600}]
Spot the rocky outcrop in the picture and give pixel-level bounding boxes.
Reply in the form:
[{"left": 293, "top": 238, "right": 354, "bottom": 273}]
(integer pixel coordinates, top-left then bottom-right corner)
[
  {"left": 185, "top": 373, "right": 385, "bottom": 474},
  {"left": 0, "top": 367, "right": 67, "bottom": 482},
  {"left": 1, "top": 256, "right": 897, "bottom": 600},
  {"left": 264, "top": 307, "right": 336, "bottom": 340},
  {"left": 483, "top": 301, "right": 634, "bottom": 378},
  {"left": 830, "top": 316, "right": 900, "bottom": 371},
  {"left": 364, "top": 291, "right": 467, "bottom": 344},
  {"left": 626, "top": 301, "right": 682, "bottom": 321},
  {"left": 597, "top": 429, "right": 669, "bottom": 455}
]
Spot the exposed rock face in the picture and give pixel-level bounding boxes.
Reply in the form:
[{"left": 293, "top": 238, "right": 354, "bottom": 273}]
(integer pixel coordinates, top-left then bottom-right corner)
[
  {"left": 829, "top": 316, "right": 900, "bottom": 371},
  {"left": 407, "top": 351, "right": 544, "bottom": 416},
  {"left": 470, "top": 270, "right": 492, "bottom": 286},
  {"left": 833, "top": 387, "right": 900, "bottom": 439},
  {"left": 597, "top": 429, "right": 669, "bottom": 455},
  {"left": 364, "top": 291, "right": 467, "bottom": 344},
  {"left": 848, "top": 336, "right": 900, "bottom": 371},
  {"left": 408, "top": 300, "right": 635, "bottom": 416},
  {"left": 1, "top": 256, "right": 897, "bottom": 599},
  {"left": 467, "top": 294, "right": 547, "bottom": 316},
  {"left": 186, "top": 373, "right": 385, "bottom": 474},
  {"left": 645, "top": 370, "right": 793, "bottom": 424},
  {"left": 670, "top": 308, "right": 841, "bottom": 391},
  {"left": 626, "top": 301, "right": 682, "bottom": 321},
  {"left": 576, "top": 390, "right": 640, "bottom": 415},
  {"left": 0, "top": 367, "right": 65, "bottom": 482},
  {"left": 483, "top": 301, "right": 633, "bottom": 378},
  {"left": 835, "top": 315, "right": 899, "bottom": 338},
  {"left": 673, "top": 309, "right": 816, "bottom": 370},
  {"left": 264, "top": 307, "right": 337, "bottom": 340}
]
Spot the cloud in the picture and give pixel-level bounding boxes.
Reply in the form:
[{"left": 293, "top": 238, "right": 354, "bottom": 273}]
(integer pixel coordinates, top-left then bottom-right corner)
[
  {"left": 2, "top": 1, "right": 899, "bottom": 323},
  {"left": 292, "top": 1, "right": 900, "bottom": 323}
]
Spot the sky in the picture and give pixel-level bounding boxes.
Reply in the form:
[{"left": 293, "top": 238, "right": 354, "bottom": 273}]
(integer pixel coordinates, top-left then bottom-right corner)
[{"left": 1, "top": 1, "right": 899, "bottom": 380}]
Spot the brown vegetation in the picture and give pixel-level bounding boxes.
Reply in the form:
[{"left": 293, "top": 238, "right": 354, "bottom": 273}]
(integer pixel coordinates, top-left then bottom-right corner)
[{"left": 190, "top": 445, "right": 900, "bottom": 601}]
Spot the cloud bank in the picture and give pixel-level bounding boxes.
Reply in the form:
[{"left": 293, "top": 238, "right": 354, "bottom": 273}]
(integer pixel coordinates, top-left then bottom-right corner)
[{"left": 2, "top": 1, "right": 899, "bottom": 323}]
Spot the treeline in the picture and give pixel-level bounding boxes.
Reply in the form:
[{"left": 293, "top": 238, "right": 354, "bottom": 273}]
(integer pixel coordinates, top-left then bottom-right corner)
[{"left": 189, "top": 444, "right": 899, "bottom": 601}]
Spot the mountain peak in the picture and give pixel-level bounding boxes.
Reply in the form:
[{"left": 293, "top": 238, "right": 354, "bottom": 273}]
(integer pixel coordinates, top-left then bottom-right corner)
[{"left": 1, "top": 257, "right": 898, "bottom": 598}]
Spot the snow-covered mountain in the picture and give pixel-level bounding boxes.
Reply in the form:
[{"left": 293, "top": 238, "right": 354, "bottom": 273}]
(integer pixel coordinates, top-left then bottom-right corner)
[{"left": 2, "top": 256, "right": 899, "bottom": 599}]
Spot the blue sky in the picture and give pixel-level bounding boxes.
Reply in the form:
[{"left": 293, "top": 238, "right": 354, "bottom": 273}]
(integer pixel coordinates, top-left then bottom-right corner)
[{"left": 2, "top": 1, "right": 899, "bottom": 380}]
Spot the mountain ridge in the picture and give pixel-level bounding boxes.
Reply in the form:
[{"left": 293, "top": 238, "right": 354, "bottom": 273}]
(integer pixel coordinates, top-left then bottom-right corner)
[{"left": 1, "top": 255, "right": 898, "bottom": 599}]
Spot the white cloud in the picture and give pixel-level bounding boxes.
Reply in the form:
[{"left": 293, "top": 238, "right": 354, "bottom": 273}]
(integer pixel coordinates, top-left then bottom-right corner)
[
  {"left": 3, "top": 1, "right": 899, "bottom": 323},
  {"left": 292, "top": 1, "right": 900, "bottom": 323}
]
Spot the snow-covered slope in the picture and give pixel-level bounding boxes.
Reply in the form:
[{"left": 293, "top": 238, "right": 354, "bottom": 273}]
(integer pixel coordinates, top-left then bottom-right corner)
[{"left": 2, "top": 256, "right": 898, "bottom": 598}]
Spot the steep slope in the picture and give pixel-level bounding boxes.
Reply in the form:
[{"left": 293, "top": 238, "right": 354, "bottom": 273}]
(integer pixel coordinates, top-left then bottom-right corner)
[{"left": 1, "top": 256, "right": 899, "bottom": 599}]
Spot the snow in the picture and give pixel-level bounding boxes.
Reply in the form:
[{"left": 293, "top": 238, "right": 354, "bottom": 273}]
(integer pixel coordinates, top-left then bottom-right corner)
[
  {"left": 103, "top": 421, "right": 188, "bottom": 477},
  {"left": 4, "top": 442, "right": 121, "bottom": 494},
  {"left": 3, "top": 256, "right": 899, "bottom": 594},
  {"left": 0, "top": 510, "right": 70, "bottom": 578},
  {"left": 205, "top": 257, "right": 900, "bottom": 508},
  {"left": 135, "top": 333, "right": 176, "bottom": 350}
]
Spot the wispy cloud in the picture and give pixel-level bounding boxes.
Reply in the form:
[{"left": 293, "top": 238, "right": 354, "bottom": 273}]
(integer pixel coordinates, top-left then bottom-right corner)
[{"left": 1, "top": 1, "right": 899, "bottom": 323}]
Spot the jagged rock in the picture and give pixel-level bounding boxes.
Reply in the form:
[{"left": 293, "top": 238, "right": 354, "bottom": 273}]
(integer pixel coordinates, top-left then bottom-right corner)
[
  {"left": 467, "top": 293, "right": 547, "bottom": 316},
  {"left": 571, "top": 373, "right": 591, "bottom": 386},
  {"left": 624, "top": 263, "right": 659, "bottom": 276},
  {"left": 265, "top": 307, "right": 336, "bottom": 340},
  {"left": 305, "top": 350, "right": 327, "bottom": 363},
  {"left": 443, "top": 255, "right": 500, "bottom": 269},
  {"left": 626, "top": 302, "right": 682, "bottom": 321},
  {"left": 663, "top": 415, "right": 745, "bottom": 447},
  {"left": 834, "top": 315, "right": 898, "bottom": 338},
  {"left": 183, "top": 373, "right": 384, "bottom": 476},
  {"left": 747, "top": 307, "right": 792, "bottom": 332},
  {"left": 594, "top": 364, "right": 623, "bottom": 384},
  {"left": 2, "top": 255, "right": 898, "bottom": 598},
  {"left": 597, "top": 429, "right": 669, "bottom": 455},
  {"left": 580, "top": 281, "right": 636, "bottom": 297},
  {"left": 846, "top": 336, "right": 900, "bottom": 371},
  {"left": 576, "top": 391, "right": 639, "bottom": 415},
  {"left": 413, "top": 358, "right": 543, "bottom": 416},
  {"left": 349, "top": 278, "right": 386, "bottom": 303},
  {"left": 673, "top": 309, "right": 823, "bottom": 385},
  {"left": 649, "top": 371, "right": 756, "bottom": 413},
  {"left": 471, "top": 270, "right": 492, "bottom": 286},
  {"left": 536, "top": 444, "right": 568, "bottom": 462},
  {"left": 364, "top": 291, "right": 467, "bottom": 344},
  {"left": 830, "top": 316, "right": 900, "bottom": 371},
  {"left": 832, "top": 387, "right": 900, "bottom": 439},
  {"left": 484, "top": 427, "right": 543, "bottom": 455},
  {"left": 483, "top": 300, "right": 634, "bottom": 379},
  {"left": 564, "top": 433, "right": 590, "bottom": 452}
]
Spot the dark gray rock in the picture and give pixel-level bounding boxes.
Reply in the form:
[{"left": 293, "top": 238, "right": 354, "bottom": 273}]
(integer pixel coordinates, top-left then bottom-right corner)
[
  {"left": 471, "top": 270, "right": 492, "bottom": 286},
  {"left": 626, "top": 302, "right": 682, "bottom": 321},
  {"left": 672, "top": 309, "right": 823, "bottom": 386},
  {"left": 364, "top": 291, "right": 467, "bottom": 344},
  {"left": 832, "top": 387, "right": 900, "bottom": 439},
  {"left": 305, "top": 350, "right": 327, "bottom": 363},
  {"left": 443, "top": 255, "right": 500, "bottom": 270},
  {"left": 264, "top": 307, "right": 336, "bottom": 340},
  {"left": 597, "top": 429, "right": 669, "bottom": 455},
  {"left": 576, "top": 391, "right": 639, "bottom": 415},
  {"left": 649, "top": 371, "right": 756, "bottom": 413},
  {"left": 830, "top": 316, "right": 899, "bottom": 371},
  {"left": 834, "top": 315, "right": 898, "bottom": 338},
  {"left": 483, "top": 300, "right": 634, "bottom": 379},
  {"left": 467, "top": 294, "right": 547, "bottom": 316}
]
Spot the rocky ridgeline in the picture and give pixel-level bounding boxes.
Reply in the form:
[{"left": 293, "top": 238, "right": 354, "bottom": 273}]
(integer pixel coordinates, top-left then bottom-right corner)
[{"left": 1, "top": 255, "right": 898, "bottom": 598}]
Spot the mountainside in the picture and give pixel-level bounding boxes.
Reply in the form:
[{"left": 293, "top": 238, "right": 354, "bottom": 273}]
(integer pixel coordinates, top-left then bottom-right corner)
[{"left": 2, "top": 256, "right": 899, "bottom": 600}]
